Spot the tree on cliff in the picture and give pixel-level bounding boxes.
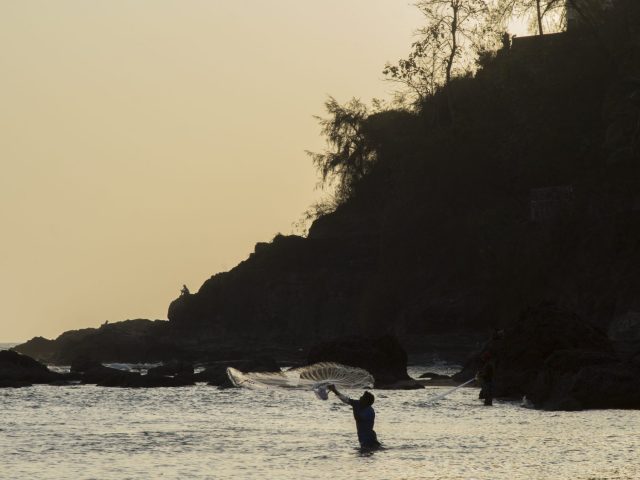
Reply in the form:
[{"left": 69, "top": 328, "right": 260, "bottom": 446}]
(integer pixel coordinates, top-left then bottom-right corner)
[
  {"left": 496, "top": 0, "right": 564, "bottom": 36},
  {"left": 306, "top": 97, "right": 377, "bottom": 205},
  {"left": 498, "top": 0, "right": 614, "bottom": 36},
  {"left": 383, "top": 0, "right": 497, "bottom": 118}
]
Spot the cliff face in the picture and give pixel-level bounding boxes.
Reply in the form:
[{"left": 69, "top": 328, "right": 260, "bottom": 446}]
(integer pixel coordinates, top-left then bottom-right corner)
[
  {"left": 164, "top": 26, "right": 640, "bottom": 354},
  {"left": 168, "top": 206, "right": 382, "bottom": 343}
]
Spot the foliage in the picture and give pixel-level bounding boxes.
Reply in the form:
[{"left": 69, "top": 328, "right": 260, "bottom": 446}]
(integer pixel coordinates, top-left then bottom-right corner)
[
  {"left": 496, "top": 0, "right": 565, "bottom": 35},
  {"left": 292, "top": 197, "right": 342, "bottom": 236},
  {"left": 384, "top": 0, "right": 499, "bottom": 104},
  {"left": 300, "top": 0, "right": 640, "bottom": 332},
  {"left": 306, "top": 97, "right": 377, "bottom": 204}
]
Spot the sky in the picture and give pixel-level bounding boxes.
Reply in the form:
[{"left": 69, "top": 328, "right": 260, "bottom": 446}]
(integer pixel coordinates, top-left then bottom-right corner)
[
  {"left": 0, "top": 1, "right": 429, "bottom": 342},
  {"left": 0, "top": 2, "right": 533, "bottom": 342}
]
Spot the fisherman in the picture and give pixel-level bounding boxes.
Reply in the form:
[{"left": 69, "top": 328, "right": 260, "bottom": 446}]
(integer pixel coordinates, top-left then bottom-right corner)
[
  {"left": 327, "top": 384, "right": 381, "bottom": 450},
  {"left": 476, "top": 352, "right": 495, "bottom": 406}
]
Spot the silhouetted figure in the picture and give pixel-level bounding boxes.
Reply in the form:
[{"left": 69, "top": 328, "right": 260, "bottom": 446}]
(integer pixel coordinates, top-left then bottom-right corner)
[
  {"left": 501, "top": 32, "right": 511, "bottom": 52},
  {"left": 180, "top": 284, "right": 190, "bottom": 296},
  {"left": 328, "top": 384, "right": 381, "bottom": 450},
  {"left": 477, "top": 352, "right": 495, "bottom": 406}
]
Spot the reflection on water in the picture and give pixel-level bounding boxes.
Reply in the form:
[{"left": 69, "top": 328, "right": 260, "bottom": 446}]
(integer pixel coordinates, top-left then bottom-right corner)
[{"left": 1, "top": 376, "right": 638, "bottom": 480}]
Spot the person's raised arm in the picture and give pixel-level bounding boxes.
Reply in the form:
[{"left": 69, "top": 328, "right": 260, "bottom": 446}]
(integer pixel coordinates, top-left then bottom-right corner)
[{"left": 327, "top": 384, "right": 350, "bottom": 404}]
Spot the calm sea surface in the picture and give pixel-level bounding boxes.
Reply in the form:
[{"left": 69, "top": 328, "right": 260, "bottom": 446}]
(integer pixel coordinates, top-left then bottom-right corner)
[{"left": 1, "top": 344, "right": 638, "bottom": 480}]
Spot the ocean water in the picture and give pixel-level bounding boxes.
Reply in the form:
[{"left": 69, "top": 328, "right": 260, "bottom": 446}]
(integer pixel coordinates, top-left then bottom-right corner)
[{"left": 1, "top": 349, "right": 639, "bottom": 479}]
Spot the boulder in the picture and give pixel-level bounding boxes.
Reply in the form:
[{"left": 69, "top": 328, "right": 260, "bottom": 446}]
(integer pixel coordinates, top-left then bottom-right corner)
[
  {"left": 69, "top": 357, "right": 194, "bottom": 387},
  {"left": 454, "top": 304, "right": 613, "bottom": 398},
  {"left": 307, "top": 335, "right": 422, "bottom": 389},
  {"left": 453, "top": 304, "right": 640, "bottom": 410},
  {"left": 76, "top": 363, "right": 140, "bottom": 386},
  {"left": 0, "top": 350, "right": 61, "bottom": 387},
  {"left": 14, "top": 319, "right": 174, "bottom": 365},
  {"left": 528, "top": 349, "right": 640, "bottom": 410}
]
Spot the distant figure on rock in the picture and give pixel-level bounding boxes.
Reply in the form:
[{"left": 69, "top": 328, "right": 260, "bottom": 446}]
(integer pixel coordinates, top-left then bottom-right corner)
[
  {"left": 501, "top": 32, "right": 511, "bottom": 52},
  {"left": 476, "top": 352, "right": 495, "bottom": 406},
  {"left": 328, "top": 384, "right": 381, "bottom": 450},
  {"left": 180, "top": 284, "right": 190, "bottom": 296}
]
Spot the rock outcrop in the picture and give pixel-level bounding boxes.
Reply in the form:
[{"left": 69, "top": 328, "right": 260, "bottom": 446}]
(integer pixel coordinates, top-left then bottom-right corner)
[
  {"left": 15, "top": 320, "right": 180, "bottom": 365},
  {"left": 167, "top": 231, "right": 380, "bottom": 344},
  {"left": 71, "top": 358, "right": 195, "bottom": 388},
  {"left": 0, "top": 350, "right": 62, "bottom": 387},
  {"left": 529, "top": 349, "right": 640, "bottom": 410},
  {"left": 454, "top": 304, "right": 640, "bottom": 410},
  {"left": 307, "top": 335, "right": 422, "bottom": 389}
]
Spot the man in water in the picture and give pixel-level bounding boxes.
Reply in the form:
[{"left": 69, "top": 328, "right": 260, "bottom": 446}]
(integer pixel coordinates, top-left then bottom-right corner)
[{"left": 327, "top": 384, "right": 381, "bottom": 450}]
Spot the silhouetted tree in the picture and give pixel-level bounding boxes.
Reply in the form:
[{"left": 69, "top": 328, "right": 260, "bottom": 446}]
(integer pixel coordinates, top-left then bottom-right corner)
[
  {"left": 384, "top": 0, "right": 496, "bottom": 118},
  {"left": 496, "top": 0, "right": 564, "bottom": 35},
  {"left": 383, "top": 36, "right": 441, "bottom": 103},
  {"left": 306, "top": 97, "right": 376, "bottom": 204}
]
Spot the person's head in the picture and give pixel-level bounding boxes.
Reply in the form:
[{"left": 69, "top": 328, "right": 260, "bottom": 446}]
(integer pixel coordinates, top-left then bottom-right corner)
[{"left": 360, "top": 391, "right": 375, "bottom": 406}]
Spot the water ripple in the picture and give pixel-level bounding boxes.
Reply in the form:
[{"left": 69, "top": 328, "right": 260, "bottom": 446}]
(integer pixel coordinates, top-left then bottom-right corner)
[{"left": 0, "top": 382, "right": 638, "bottom": 479}]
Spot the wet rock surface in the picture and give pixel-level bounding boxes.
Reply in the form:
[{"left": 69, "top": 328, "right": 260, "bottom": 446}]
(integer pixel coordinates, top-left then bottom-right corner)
[{"left": 69, "top": 358, "right": 195, "bottom": 388}]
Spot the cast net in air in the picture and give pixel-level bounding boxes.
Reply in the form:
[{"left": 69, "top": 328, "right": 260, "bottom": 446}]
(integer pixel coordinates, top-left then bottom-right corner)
[{"left": 226, "top": 362, "right": 374, "bottom": 397}]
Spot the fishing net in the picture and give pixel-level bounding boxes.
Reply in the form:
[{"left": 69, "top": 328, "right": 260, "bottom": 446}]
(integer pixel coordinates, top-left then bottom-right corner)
[
  {"left": 423, "top": 378, "right": 476, "bottom": 403},
  {"left": 226, "top": 362, "right": 374, "bottom": 393}
]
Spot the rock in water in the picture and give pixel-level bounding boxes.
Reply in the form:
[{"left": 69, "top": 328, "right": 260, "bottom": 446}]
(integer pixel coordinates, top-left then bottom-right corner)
[
  {"left": 0, "top": 350, "right": 61, "bottom": 387},
  {"left": 454, "top": 303, "right": 640, "bottom": 410},
  {"left": 307, "top": 335, "right": 422, "bottom": 389},
  {"left": 529, "top": 349, "right": 640, "bottom": 410}
]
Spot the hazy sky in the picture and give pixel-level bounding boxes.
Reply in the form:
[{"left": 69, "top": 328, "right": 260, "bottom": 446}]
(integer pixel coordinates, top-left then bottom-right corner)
[
  {"left": 0, "top": 1, "right": 431, "bottom": 341},
  {"left": 0, "top": 2, "right": 534, "bottom": 342}
]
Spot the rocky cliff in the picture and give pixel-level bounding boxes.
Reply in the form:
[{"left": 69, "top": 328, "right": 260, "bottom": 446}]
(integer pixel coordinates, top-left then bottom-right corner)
[{"left": 12, "top": 5, "right": 640, "bottom": 407}]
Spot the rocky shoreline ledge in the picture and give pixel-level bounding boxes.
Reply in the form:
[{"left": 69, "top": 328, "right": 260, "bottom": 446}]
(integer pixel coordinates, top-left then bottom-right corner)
[
  {"left": 6, "top": 306, "right": 640, "bottom": 410},
  {"left": 5, "top": 334, "right": 422, "bottom": 390}
]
